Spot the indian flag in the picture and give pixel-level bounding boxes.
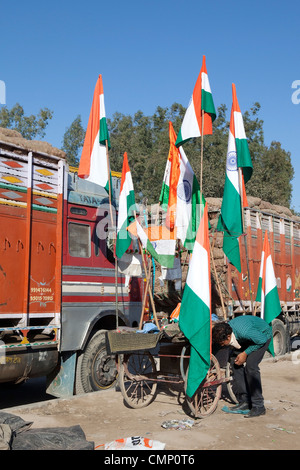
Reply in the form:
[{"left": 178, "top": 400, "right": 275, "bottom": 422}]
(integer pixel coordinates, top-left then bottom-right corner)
[
  {"left": 160, "top": 122, "right": 205, "bottom": 253},
  {"left": 128, "top": 220, "right": 176, "bottom": 269},
  {"left": 175, "top": 55, "right": 216, "bottom": 148},
  {"left": 177, "top": 144, "right": 205, "bottom": 252},
  {"left": 116, "top": 152, "right": 136, "bottom": 259},
  {"left": 217, "top": 83, "right": 253, "bottom": 272},
  {"left": 179, "top": 203, "right": 211, "bottom": 398},
  {"left": 159, "top": 122, "right": 180, "bottom": 229},
  {"left": 78, "top": 75, "right": 111, "bottom": 192},
  {"left": 256, "top": 232, "right": 281, "bottom": 354}
]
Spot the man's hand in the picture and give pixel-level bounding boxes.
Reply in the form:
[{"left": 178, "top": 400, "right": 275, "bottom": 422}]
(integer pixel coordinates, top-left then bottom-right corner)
[{"left": 234, "top": 351, "right": 247, "bottom": 366}]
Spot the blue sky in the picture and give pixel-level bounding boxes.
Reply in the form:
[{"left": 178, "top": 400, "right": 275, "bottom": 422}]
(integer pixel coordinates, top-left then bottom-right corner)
[{"left": 1, "top": 0, "right": 300, "bottom": 212}]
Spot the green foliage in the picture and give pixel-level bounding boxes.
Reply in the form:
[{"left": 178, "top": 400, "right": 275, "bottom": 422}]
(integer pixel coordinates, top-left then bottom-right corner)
[
  {"left": 107, "top": 102, "right": 294, "bottom": 208},
  {"left": 1, "top": 101, "right": 293, "bottom": 207},
  {"left": 61, "top": 115, "right": 85, "bottom": 166},
  {"left": 0, "top": 103, "right": 53, "bottom": 140}
]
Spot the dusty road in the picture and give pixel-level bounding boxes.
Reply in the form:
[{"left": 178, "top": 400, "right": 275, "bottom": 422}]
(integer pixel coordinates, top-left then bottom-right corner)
[{"left": 2, "top": 353, "right": 300, "bottom": 451}]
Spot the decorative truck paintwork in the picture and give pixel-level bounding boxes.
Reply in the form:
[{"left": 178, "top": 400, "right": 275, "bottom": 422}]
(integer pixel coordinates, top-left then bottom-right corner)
[{"left": 0, "top": 139, "right": 143, "bottom": 395}]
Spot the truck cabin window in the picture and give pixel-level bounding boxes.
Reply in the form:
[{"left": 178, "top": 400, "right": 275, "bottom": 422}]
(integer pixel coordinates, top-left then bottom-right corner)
[{"left": 68, "top": 222, "right": 91, "bottom": 258}]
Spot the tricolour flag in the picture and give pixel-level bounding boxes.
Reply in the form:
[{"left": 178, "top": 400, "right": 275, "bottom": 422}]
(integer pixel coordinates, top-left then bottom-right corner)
[
  {"left": 175, "top": 56, "right": 216, "bottom": 148},
  {"left": 78, "top": 75, "right": 111, "bottom": 192},
  {"left": 217, "top": 83, "right": 253, "bottom": 272},
  {"left": 179, "top": 203, "right": 211, "bottom": 398},
  {"left": 128, "top": 220, "right": 175, "bottom": 269},
  {"left": 116, "top": 152, "right": 136, "bottom": 259},
  {"left": 159, "top": 122, "right": 180, "bottom": 228},
  {"left": 255, "top": 232, "right": 281, "bottom": 355},
  {"left": 159, "top": 122, "right": 205, "bottom": 253}
]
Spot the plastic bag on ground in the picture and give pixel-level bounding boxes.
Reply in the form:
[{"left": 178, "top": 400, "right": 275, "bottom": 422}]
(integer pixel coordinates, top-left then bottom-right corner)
[{"left": 96, "top": 436, "right": 165, "bottom": 450}]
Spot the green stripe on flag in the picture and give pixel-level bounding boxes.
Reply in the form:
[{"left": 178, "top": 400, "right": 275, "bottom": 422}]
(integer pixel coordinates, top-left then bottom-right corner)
[
  {"left": 222, "top": 229, "right": 241, "bottom": 273},
  {"left": 116, "top": 189, "right": 136, "bottom": 258},
  {"left": 184, "top": 176, "right": 204, "bottom": 252},
  {"left": 217, "top": 174, "right": 243, "bottom": 271},
  {"left": 201, "top": 89, "right": 216, "bottom": 120},
  {"left": 264, "top": 287, "right": 281, "bottom": 325},
  {"left": 255, "top": 278, "right": 263, "bottom": 302},
  {"left": 175, "top": 128, "right": 189, "bottom": 148},
  {"left": 235, "top": 138, "right": 252, "bottom": 183},
  {"left": 159, "top": 182, "right": 170, "bottom": 212},
  {"left": 99, "top": 117, "right": 111, "bottom": 149},
  {"left": 145, "top": 240, "right": 174, "bottom": 268},
  {"left": 179, "top": 284, "right": 211, "bottom": 398}
]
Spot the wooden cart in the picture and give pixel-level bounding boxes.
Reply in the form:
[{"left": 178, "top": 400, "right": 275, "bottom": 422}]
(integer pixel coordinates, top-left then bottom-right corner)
[{"left": 107, "top": 325, "right": 234, "bottom": 418}]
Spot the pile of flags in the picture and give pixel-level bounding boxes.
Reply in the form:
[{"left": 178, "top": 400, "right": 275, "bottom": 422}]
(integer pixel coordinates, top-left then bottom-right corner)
[{"left": 77, "top": 62, "right": 281, "bottom": 399}]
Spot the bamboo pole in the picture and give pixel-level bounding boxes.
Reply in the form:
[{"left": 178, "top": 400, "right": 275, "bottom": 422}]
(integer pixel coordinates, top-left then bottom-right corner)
[
  {"left": 210, "top": 232, "right": 227, "bottom": 319},
  {"left": 133, "top": 210, "right": 160, "bottom": 330},
  {"left": 138, "top": 261, "right": 151, "bottom": 330},
  {"left": 106, "top": 141, "right": 118, "bottom": 328},
  {"left": 137, "top": 238, "right": 160, "bottom": 329},
  {"left": 200, "top": 109, "right": 204, "bottom": 195},
  {"left": 238, "top": 168, "right": 254, "bottom": 315}
]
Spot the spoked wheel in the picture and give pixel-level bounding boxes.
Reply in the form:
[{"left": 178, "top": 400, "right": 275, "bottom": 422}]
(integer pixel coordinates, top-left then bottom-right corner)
[
  {"left": 225, "top": 358, "right": 238, "bottom": 404},
  {"left": 119, "top": 351, "right": 158, "bottom": 409},
  {"left": 185, "top": 354, "right": 222, "bottom": 418}
]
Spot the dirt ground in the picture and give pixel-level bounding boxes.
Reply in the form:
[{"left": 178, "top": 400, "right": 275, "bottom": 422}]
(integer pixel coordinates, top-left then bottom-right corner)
[{"left": 3, "top": 353, "right": 300, "bottom": 451}]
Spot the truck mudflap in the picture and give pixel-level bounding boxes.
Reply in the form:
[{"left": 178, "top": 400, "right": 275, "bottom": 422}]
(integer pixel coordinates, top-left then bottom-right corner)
[{"left": 46, "top": 351, "right": 77, "bottom": 398}]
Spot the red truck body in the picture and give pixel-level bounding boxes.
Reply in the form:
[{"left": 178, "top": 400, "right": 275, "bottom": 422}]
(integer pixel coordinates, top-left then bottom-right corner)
[
  {"left": 0, "top": 138, "right": 143, "bottom": 396},
  {"left": 226, "top": 209, "right": 300, "bottom": 316}
]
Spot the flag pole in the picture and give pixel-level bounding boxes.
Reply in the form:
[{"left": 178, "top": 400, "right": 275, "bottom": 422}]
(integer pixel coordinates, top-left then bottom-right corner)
[
  {"left": 106, "top": 142, "right": 115, "bottom": 229},
  {"left": 238, "top": 167, "right": 254, "bottom": 315},
  {"left": 210, "top": 232, "right": 227, "bottom": 319},
  {"left": 139, "top": 261, "right": 151, "bottom": 330},
  {"left": 200, "top": 109, "right": 204, "bottom": 195},
  {"left": 106, "top": 141, "right": 119, "bottom": 328},
  {"left": 137, "top": 239, "right": 160, "bottom": 329},
  {"left": 133, "top": 213, "right": 160, "bottom": 330}
]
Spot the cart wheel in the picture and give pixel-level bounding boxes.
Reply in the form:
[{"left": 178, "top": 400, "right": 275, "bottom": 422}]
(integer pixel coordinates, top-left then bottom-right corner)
[
  {"left": 225, "top": 358, "right": 238, "bottom": 404},
  {"left": 179, "top": 345, "right": 190, "bottom": 382},
  {"left": 119, "top": 351, "right": 157, "bottom": 409},
  {"left": 185, "top": 354, "right": 222, "bottom": 418}
]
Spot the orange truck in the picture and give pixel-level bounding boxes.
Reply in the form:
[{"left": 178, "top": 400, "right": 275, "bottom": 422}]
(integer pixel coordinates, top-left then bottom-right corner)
[
  {"left": 208, "top": 198, "right": 300, "bottom": 356},
  {"left": 0, "top": 136, "right": 143, "bottom": 397}
]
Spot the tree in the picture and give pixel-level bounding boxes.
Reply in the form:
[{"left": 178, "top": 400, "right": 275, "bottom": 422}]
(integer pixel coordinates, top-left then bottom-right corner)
[
  {"left": 107, "top": 101, "right": 294, "bottom": 208},
  {"left": 61, "top": 115, "right": 86, "bottom": 166},
  {"left": 0, "top": 103, "right": 53, "bottom": 140},
  {"left": 255, "top": 142, "right": 294, "bottom": 207}
]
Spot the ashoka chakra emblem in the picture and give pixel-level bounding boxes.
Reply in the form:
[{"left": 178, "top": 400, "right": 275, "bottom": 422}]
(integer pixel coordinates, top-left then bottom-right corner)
[
  {"left": 226, "top": 151, "right": 237, "bottom": 171},
  {"left": 177, "top": 179, "right": 192, "bottom": 202}
]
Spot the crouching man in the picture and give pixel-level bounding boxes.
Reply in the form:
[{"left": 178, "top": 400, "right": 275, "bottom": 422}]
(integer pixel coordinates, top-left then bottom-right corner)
[{"left": 212, "top": 315, "right": 272, "bottom": 418}]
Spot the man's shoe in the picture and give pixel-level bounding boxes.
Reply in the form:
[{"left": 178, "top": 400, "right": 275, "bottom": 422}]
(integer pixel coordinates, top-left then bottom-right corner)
[
  {"left": 221, "top": 402, "right": 250, "bottom": 414},
  {"left": 244, "top": 407, "right": 266, "bottom": 418}
]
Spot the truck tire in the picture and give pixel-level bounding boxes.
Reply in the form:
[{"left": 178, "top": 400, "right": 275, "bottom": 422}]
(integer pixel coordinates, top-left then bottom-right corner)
[
  {"left": 75, "top": 330, "right": 117, "bottom": 394},
  {"left": 272, "top": 319, "right": 287, "bottom": 356}
]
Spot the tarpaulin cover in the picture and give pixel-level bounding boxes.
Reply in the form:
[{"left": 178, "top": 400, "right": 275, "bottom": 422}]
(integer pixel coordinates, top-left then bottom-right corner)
[{"left": 0, "top": 412, "right": 94, "bottom": 450}]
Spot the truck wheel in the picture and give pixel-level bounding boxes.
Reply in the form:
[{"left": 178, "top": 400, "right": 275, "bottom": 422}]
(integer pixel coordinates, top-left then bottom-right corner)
[
  {"left": 75, "top": 330, "right": 117, "bottom": 394},
  {"left": 272, "top": 319, "right": 287, "bottom": 356}
]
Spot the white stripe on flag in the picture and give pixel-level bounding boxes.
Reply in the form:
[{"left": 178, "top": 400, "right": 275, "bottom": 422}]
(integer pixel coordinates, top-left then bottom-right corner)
[
  {"left": 233, "top": 111, "right": 247, "bottom": 139},
  {"left": 186, "top": 241, "right": 210, "bottom": 308},
  {"left": 117, "top": 171, "right": 134, "bottom": 230},
  {"left": 180, "top": 97, "right": 201, "bottom": 138},
  {"left": 265, "top": 255, "right": 277, "bottom": 295},
  {"left": 201, "top": 72, "right": 211, "bottom": 93}
]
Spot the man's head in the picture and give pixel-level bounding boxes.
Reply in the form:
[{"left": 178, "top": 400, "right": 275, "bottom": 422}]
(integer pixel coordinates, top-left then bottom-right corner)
[{"left": 212, "top": 322, "right": 233, "bottom": 346}]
